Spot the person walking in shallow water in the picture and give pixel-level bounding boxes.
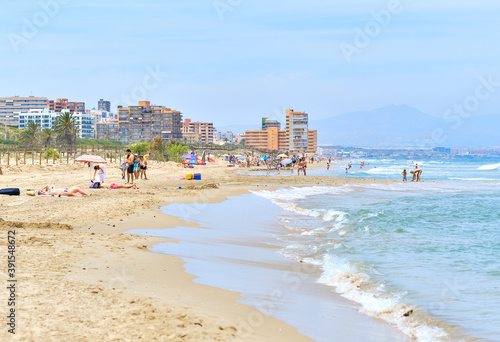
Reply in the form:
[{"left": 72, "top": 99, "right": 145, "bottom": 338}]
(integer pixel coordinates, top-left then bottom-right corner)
[{"left": 402, "top": 169, "right": 407, "bottom": 182}]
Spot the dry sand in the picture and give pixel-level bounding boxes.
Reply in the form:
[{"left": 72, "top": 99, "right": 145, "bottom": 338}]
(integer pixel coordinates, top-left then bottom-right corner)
[{"left": 0, "top": 159, "right": 397, "bottom": 341}]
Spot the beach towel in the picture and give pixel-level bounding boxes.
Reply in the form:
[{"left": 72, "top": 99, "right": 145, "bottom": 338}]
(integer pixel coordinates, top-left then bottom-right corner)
[{"left": 0, "top": 188, "right": 20, "bottom": 196}]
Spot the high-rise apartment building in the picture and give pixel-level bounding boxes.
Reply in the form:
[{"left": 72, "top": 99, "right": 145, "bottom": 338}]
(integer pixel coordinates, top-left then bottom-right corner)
[
  {"left": 182, "top": 119, "right": 215, "bottom": 144},
  {"left": 96, "top": 122, "right": 119, "bottom": 141},
  {"left": 118, "top": 101, "right": 182, "bottom": 143},
  {"left": 0, "top": 96, "right": 48, "bottom": 126},
  {"left": 47, "top": 98, "right": 85, "bottom": 113},
  {"left": 245, "top": 126, "right": 287, "bottom": 151},
  {"left": 98, "top": 99, "right": 111, "bottom": 112},
  {"left": 245, "top": 109, "right": 317, "bottom": 153},
  {"left": 286, "top": 109, "right": 310, "bottom": 153}
]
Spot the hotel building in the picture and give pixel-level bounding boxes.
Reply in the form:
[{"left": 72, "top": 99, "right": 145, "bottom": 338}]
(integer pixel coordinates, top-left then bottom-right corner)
[
  {"left": 0, "top": 96, "right": 48, "bottom": 126},
  {"left": 181, "top": 119, "right": 215, "bottom": 144},
  {"left": 117, "top": 101, "right": 182, "bottom": 143}
]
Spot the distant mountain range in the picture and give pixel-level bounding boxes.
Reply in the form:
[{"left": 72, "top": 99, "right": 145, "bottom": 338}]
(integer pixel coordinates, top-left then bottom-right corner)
[
  {"left": 309, "top": 104, "right": 500, "bottom": 148},
  {"left": 217, "top": 104, "right": 499, "bottom": 148}
]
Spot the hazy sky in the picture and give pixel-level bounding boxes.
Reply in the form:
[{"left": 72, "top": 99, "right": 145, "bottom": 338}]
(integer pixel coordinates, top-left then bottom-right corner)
[{"left": 1, "top": 0, "right": 500, "bottom": 127}]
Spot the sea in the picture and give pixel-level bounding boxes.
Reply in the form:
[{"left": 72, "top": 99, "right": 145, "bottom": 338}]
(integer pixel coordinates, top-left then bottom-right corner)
[{"left": 130, "top": 158, "right": 500, "bottom": 342}]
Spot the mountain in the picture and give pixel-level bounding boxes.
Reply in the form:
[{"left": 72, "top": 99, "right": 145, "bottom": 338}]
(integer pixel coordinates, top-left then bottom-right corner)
[{"left": 309, "top": 105, "right": 500, "bottom": 148}]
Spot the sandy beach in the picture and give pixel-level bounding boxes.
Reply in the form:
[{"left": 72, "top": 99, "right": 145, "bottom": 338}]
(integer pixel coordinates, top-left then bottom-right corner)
[{"left": 0, "top": 159, "right": 400, "bottom": 341}]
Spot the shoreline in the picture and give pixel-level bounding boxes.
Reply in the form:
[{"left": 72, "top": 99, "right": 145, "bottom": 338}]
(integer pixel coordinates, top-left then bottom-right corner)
[
  {"left": 0, "top": 161, "right": 400, "bottom": 341},
  {"left": 134, "top": 189, "right": 414, "bottom": 342}
]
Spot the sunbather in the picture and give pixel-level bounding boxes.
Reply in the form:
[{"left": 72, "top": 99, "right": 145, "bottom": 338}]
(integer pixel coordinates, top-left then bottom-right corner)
[
  {"left": 101, "top": 182, "right": 137, "bottom": 189},
  {"left": 38, "top": 185, "right": 89, "bottom": 197}
]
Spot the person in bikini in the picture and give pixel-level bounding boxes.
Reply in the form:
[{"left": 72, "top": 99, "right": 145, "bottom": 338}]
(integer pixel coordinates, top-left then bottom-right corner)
[{"left": 37, "top": 185, "right": 89, "bottom": 197}]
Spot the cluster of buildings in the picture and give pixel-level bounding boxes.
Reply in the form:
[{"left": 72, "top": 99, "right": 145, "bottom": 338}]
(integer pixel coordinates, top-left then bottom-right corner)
[
  {"left": 1, "top": 96, "right": 319, "bottom": 154},
  {"left": 245, "top": 109, "right": 317, "bottom": 153}
]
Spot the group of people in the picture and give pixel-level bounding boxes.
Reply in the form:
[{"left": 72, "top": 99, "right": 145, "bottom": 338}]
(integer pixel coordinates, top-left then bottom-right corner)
[
  {"left": 402, "top": 164, "right": 423, "bottom": 182},
  {"left": 121, "top": 149, "right": 149, "bottom": 184}
]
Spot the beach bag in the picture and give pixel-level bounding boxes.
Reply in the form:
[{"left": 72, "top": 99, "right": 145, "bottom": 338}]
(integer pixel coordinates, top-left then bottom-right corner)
[
  {"left": 90, "top": 182, "right": 101, "bottom": 189},
  {"left": 185, "top": 174, "right": 193, "bottom": 180},
  {"left": 0, "top": 188, "right": 20, "bottom": 196}
]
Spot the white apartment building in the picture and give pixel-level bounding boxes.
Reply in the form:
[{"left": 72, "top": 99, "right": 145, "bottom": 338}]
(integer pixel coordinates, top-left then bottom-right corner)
[
  {"left": 1, "top": 96, "right": 48, "bottom": 126},
  {"left": 18, "top": 109, "right": 95, "bottom": 139},
  {"left": 89, "top": 109, "right": 117, "bottom": 123},
  {"left": 214, "top": 131, "right": 234, "bottom": 144}
]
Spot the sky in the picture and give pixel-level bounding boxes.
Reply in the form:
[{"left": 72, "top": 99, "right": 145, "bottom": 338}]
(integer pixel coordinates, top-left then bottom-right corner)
[{"left": 1, "top": 0, "right": 500, "bottom": 128}]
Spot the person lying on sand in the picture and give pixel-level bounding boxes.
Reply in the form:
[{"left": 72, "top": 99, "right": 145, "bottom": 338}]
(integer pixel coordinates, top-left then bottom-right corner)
[
  {"left": 101, "top": 182, "right": 137, "bottom": 189},
  {"left": 37, "top": 185, "right": 89, "bottom": 197},
  {"left": 90, "top": 181, "right": 137, "bottom": 189}
]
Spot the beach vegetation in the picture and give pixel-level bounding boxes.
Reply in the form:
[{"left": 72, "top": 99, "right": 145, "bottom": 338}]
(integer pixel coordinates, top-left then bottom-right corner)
[
  {"left": 40, "top": 128, "right": 55, "bottom": 147},
  {"left": 54, "top": 112, "right": 79, "bottom": 147},
  {"left": 20, "top": 122, "right": 40, "bottom": 147},
  {"left": 42, "top": 148, "right": 60, "bottom": 160},
  {"left": 75, "top": 138, "right": 125, "bottom": 148},
  {"left": 130, "top": 141, "right": 150, "bottom": 155}
]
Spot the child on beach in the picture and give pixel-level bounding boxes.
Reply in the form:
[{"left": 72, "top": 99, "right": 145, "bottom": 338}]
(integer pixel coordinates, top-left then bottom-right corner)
[
  {"left": 139, "top": 156, "right": 148, "bottom": 180},
  {"left": 120, "top": 160, "right": 127, "bottom": 179},
  {"left": 402, "top": 169, "right": 407, "bottom": 182},
  {"left": 327, "top": 163, "right": 330, "bottom": 170}
]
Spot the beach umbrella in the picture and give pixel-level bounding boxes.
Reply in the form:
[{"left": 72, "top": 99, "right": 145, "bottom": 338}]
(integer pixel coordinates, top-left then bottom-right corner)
[
  {"left": 282, "top": 158, "right": 292, "bottom": 165},
  {"left": 181, "top": 153, "right": 196, "bottom": 159},
  {"left": 237, "top": 156, "right": 246, "bottom": 160},
  {"left": 75, "top": 155, "right": 107, "bottom": 182},
  {"left": 182, "top": 158, "right": 206, "bottom": 165},
  {"left": 277, "top": 154, "right": 288, "bottom": 158}
]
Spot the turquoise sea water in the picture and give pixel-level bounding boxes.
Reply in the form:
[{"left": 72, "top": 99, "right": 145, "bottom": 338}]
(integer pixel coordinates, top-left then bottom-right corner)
[
  {"left": 253, "top": 159, "right": 500, "bottom": 341},
  {"left": 133, "top": 159, "right": 500, "bottom": 342}
]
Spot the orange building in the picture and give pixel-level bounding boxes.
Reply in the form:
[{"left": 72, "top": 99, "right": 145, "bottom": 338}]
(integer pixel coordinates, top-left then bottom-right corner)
[
  {"left": 307, "top": 129, "right": 317, "bottom": 153},
  {"left": 47, "top": 98, "right": 85, "bottom": 113},
  {"left": 117, "top": 101, "right": 183, "bottom": 143},
  {"left": 245, "top": 111, "right": 317, "bottom": 154},
  {"left": 182, "top": 119, "right": 215, "bottom": 144},
  {"left": 245, "top": 127, "right": 287, "bottom": 151}
]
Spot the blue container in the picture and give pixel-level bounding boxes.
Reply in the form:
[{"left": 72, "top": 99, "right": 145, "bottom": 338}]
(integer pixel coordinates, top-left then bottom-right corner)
[{"left": 193, "top": 173, "right": 201, "bottom": 180}]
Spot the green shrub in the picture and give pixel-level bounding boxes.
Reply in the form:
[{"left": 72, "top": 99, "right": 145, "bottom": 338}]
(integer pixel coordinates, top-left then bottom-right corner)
[{"left": 42, "top": 148, "right": 60, "bottom": 159}]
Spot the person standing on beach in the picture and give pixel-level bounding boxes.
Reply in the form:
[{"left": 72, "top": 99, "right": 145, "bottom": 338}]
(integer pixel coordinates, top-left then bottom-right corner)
[
  {"left": 327, "top": 162, "right": 330, "bottom": 170},
  {"left": 402, "top": 169, "right": 407, "bottom": 182},
  {"left": 120, "top": 159, "right": 126, "bottom": 179},
  {"left": 416, "top": 169, "right": 422, "bottom": 182},
  {"left": 303, "top": 157, "right": 308, "bottom": 176},
  {"left": 126, "top": 149, "right": 134, "bottom": 184}
]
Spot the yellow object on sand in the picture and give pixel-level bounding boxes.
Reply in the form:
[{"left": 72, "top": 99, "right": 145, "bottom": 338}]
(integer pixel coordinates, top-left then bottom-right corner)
[{"left": 185, "top": 174, "right": 194, "bottom": 180}]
